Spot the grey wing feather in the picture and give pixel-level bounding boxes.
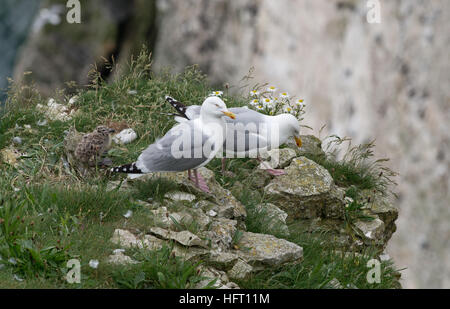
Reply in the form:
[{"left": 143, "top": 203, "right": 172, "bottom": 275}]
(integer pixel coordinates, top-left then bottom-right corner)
[
  {"left": 136, "top": 122, "right": 212, "bottom": 172},
  {"left": 223, "top": 108, "right": 268, "bottom": 153}
]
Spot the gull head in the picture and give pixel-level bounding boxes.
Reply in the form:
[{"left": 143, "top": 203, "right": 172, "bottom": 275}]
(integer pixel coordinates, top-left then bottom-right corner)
[
  {"left": 277, "top": 114, "right": 302, "bottom": 147},
  {"left": 201, "top": 97, "right": 236, "bottom": 119},
  {"left": 95, "top": 125, "right": 116, "bottom": 136}
]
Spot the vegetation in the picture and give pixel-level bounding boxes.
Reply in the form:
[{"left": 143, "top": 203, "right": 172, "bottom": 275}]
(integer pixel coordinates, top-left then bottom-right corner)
[{"left": 0, "top": 48, "right": 400, "bottom": 288}]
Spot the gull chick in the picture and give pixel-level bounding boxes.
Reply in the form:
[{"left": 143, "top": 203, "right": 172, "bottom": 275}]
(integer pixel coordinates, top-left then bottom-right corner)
[{"left": 74, "top": 125, "right": 115, "bottom": 167}]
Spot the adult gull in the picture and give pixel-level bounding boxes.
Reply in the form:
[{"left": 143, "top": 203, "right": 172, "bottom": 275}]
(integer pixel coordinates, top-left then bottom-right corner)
[
  {"left": 165, "top": 96, "right": 302, "bottom": 175},
  {"left": 111, "top": 97, "right": 236, "bottom": 192}
]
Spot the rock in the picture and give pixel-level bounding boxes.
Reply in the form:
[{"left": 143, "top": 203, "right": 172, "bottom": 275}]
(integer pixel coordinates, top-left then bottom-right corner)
[
  {"left": 164, "top": 191, "right": 197, "bottom": 202},
  {"left": 254, "top": 203, "right": 290, "bottom": 236},
  {"left": 259, "top": 148, "right": 297, "bottom": 170},
  {"left": 287, "top": 135, "right": 326, "bottom": 159},
  {"left": 12, "top": 137, "right": 22, "bottom": 145},
  {"left": 149, "top": 227, "right": 207, "bottom": 248},
  {"left": 13, "top": 0, "right": 156, "bottom": 96},
  {"left": 149, "top": 207, "right": 175, "bottom": 229},
  {"left": 208, "top": 251, "right": 240, "bottom": 270},
  {"left": 1, "top": 147, "right": 21, "bottom": 166},
  {"left": 195, "top": 266, "right": 239, "bottom": 289},
  {"left": 112, "top": 128, "right": 138, "bottom": 145},
  {"left": 234, "top": 232, "right": 303, "bottom": 269},
  {"left": 130, "top": 167, "right": 247, "bottom": 224},
  {"left": 150, "top": 205, "right": 211, "bottom": 231},
  {"left": 379, "top": 252, "right": 391, "bottom": 262},
  {"left": 326, "top": 278, "right": 344, "bottom": 289},
  {"left": 203, "top": 218, "right": 238, "bottom": 251},
  {"left": 227, "top": 259, "right": 253, "bottom": 280},
  {"left": 361, "top": 190, "right": 398, "bottom": 241},
  {"left": 111, "top": 229, "right": 164, "bottom": 250},
  {"left": 171, "top": 245, "right": 209, "bottom": 261},
  {"left": 36, "top": 98, "right": 76, "bottom": 122},
  {"left": 264, "top": 156, "right": 345, "bottom": 219},
  {"left": 108, "top": 251, "right": 138, "bottom": 265},
  {"left": 354, "top": 217, "right": 385, "bottom": 243}
]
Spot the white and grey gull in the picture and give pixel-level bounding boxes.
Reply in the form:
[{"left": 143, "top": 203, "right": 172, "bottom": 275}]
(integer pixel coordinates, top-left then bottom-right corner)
[
  {"left": 165, "top": 96, "right": 302, "bottom": 176},
  {"left": 110, "top": 97, "right": 236, "bottom": 192}
]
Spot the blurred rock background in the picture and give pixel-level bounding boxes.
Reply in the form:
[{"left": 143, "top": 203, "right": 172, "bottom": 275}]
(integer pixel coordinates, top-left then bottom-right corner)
[{"left": 0, "top": 0, "right": 449, "bottom": 288}]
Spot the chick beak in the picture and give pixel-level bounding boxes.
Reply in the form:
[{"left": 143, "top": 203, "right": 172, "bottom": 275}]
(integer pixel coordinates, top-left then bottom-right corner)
[
  {"left": 294, "top": 136, "right": 302, "bottom": 147},
  {"left": 222, "top": 111, "right": 236, "bottom": 119},
  {"left": 109, "top": 128, "right": 116, "bottom": 134}
]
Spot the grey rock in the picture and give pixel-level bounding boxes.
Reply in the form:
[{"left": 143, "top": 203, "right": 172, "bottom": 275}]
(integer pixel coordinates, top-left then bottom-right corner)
[
  {"left": 149, "top": 227, "right": 207, "bottom": 248},
  {"left": 259, "top": 148, "right": 297, "bottom": 170},
  {"left": 227, "top": 259, "right": 253, "bottom": 280},
  {"left": 12, "top": 137, "right": 22, "bottom": 145},
  {"left": 234, "top": 232, "right": 303, "bottom": 268},
  {"left": 354, "top": 217, "right": 385, "bottom": 242},
  {"left": 108, "top": 251, "right": 138, "bottom": 265},
  {"left": 264, "top": 157, "right": 345, "bottom": 219},
  {"left": 254, "top": 203, "right": 290, "bottom": 236}
]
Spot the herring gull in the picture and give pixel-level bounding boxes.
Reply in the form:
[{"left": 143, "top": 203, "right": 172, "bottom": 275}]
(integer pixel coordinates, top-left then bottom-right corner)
[
  {"left": 111, "top": 97, "right": 236, "bottom": 192},
  {"left": 165, "top": 96, "right": 302, "bottom": 175}
]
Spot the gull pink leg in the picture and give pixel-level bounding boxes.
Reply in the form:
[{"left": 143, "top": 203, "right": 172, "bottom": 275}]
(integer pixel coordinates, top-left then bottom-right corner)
[
  {"left": 256, "top": 156, "right": 286, "bottom": 176},
  {"left": 191, "top": 169, "right": 210, "bottom": 193}
]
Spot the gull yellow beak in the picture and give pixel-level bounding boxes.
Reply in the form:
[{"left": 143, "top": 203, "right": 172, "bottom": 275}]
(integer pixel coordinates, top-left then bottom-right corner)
[
  {"left": 222, "top": 111, "right": 236, "bottom": 119},
  {"left": 294, "top": 136, "right": 302, "bottom": 147}
]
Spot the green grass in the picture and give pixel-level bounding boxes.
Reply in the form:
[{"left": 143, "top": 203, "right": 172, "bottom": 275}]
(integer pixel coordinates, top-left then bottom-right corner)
[
  {"left": 304, "top": 135, "right": 397, "bottom": 197},
  {"left": 0, "top": 48, "right": 400, "bottom": 289},
  {"left": 236, "top": 231, "right": 401, "bottom": 289},
  {"left": 112, "top": 246, "right": 216, "bottom": 289}
]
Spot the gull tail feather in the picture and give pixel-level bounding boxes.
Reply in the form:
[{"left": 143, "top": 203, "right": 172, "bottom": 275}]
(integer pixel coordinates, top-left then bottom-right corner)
[
  {"left": 110, "top": 162, "right": 143, "bottom": 174},
  {"left": 165, "top": 95, "right": 189, "bottom": 120}
]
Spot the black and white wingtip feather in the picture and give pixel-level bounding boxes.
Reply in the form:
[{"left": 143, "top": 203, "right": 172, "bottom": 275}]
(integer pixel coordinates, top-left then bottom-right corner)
[
  {"left": 165, "top": 95, "right": 190, "bottom": 120},
  {"left": 110, "top": 162, "right": 143, "bottom": 174}
]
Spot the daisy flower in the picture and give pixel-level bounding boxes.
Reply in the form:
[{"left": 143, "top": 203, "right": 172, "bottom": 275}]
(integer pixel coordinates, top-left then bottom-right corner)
[
  {"left": 280, "top": 92, "right": 290, "bottom": 99},
  {"left": 249, "top": 90, "right": 260, "bottom": 97},
  {"left": 266, "top": 86, "right": 277, "bottom": 92},
  {"left": 210, "top": 91, "right": 223, "bottom": 97},
  {"left": 256, "top": 104, "right": 264, "bottom": 110},
  {"left": 295, "top": 99, "right": 305, "bottom": 106},
  {"left": 261, "top": 97, "right": 274, "bottom": 107},
  {"left": 249, "top": 99, "right": 259, "bottom": 106},
  {"left": 284, "top": 105, "right": 294, "bottom": 113}
]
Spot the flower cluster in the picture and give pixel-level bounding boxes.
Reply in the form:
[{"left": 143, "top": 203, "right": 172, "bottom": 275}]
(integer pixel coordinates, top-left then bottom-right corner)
[
  {"left": 208, "top": 87, "right": 306, "bottom": 121},
  {"left": 247, "top": 86, "right": 306, "bottom": 120}
]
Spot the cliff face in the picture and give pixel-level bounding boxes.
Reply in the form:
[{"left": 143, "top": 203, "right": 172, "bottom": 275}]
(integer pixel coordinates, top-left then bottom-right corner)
[
  {"left": 9, "top": 0, "right": 449, "bottom": 288},
  {"left": 152, "top": 0, "right": 450, "bottom": 288}
]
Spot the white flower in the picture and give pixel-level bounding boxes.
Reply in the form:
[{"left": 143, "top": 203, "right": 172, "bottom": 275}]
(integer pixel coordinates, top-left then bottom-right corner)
[
  {"left": 89, "top": 259, "right": 99, "bottom": 269},
  {"left": 210, "top": 91, "right": 223, "bottom": 97},
  {"left": 284, "top": 105, "right": 293, "bottom": 113},
  {"left": 280, "top": 92, "right": 290, "bottom": 99},
  {"left": 256, "top": 104, "right": 264, "bottom": 110},
  {"left": 249, "top": 90, "right": 260, "bottom": 97},
  {"left": 266, "top": 86, "right": 277, "bottom": 92},
  {"left": 249, "top": 99, "right": 259, "bottom": 106},
  {"left": 295, "top": 99, "right": 305, "bottom": 106},
  {"left": 261, "top": 98, "right": 274, "bottom": 107}
]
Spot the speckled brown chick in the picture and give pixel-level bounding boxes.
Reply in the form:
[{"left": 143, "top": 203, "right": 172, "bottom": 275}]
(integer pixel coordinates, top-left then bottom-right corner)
[{"left": 74, "top": 126, "right": 115, "bottom": 167}]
